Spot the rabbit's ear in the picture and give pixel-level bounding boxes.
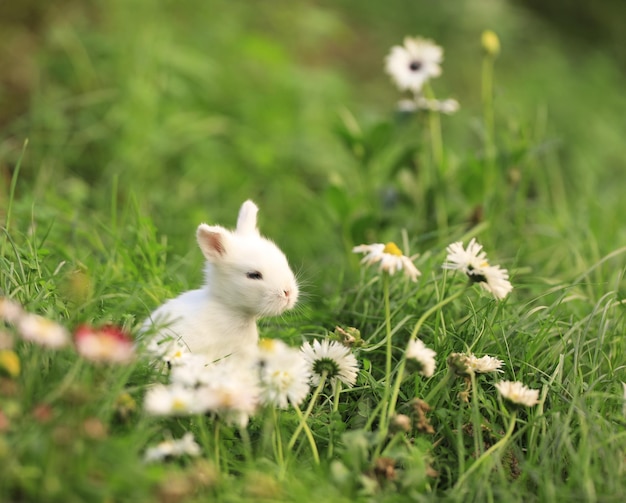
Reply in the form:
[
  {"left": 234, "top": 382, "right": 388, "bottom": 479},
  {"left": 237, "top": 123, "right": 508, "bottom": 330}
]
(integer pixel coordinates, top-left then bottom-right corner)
[
  {"left": 236, "top": 200, "right": 259, "bottom": 236},
  {"left": 197, "top": 224, "right": 230, "bottom": 261}
]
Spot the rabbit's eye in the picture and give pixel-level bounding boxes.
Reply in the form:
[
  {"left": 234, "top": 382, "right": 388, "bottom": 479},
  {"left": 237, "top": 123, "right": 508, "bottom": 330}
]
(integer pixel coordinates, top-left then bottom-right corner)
[{"left": 246, "top": 271, "right": 263, "bottom": 280}]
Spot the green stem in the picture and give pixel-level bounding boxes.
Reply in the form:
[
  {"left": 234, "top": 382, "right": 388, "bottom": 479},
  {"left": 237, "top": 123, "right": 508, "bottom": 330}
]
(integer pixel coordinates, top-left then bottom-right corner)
[
  {"left": 214, "top": 419, "right": 221, "bottom": 469},
  {"left": 327, "top": 381, "right": 342, "bottom": 459},
  {"left": 238, "top": 426, "right": 253, "bottom": 465},
  {"left": 385, "top": 287, "right": 466, "bottom": 434},
  {"left": 378, "top": 274, "right": 393, "bottom": 435},
  {"left": 272, "top": 407, "right": 285, "bottom": 470},
  {"left": 409, "top": 286, "right": 466, "bottom": 341},
  {"left": 292, "top": 405, "right": 320, "bottom": 464},
  {"left": 454, "top": 411, "right": 517, "bottom": 489},
  {"left": 288, "top": 371, "right": 327, "bottom": 450},
  {"left": 44, "top": 357, "right": 84, "bottom": 404},
  {"left": 482, "top": 54, "right": 496, "bottom": 200}
]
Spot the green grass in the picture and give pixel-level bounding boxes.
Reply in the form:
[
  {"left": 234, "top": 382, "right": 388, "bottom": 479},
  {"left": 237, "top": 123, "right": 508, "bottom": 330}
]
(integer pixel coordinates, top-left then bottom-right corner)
[{"left": 2, "top": 0, "right": 626, "bottom": 501}]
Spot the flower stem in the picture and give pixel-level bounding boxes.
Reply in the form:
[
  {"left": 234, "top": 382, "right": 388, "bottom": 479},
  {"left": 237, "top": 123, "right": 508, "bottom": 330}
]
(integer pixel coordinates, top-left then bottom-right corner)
[
  {"left": 385, "top": 287, "right": 466, "bottom": 434},
  {"left": 482, "top": 52, "right": 497, "bottom": 202},
  {"left": 292, "top": 404, "right": 320, "bottom": 464},
  {"left": 214, "top": 419, "right": 221, "bottom": 469},
  {"left": 272, "top": 407, "right": 285, "bottom": 470},
  {"left": 378, "top": 274, "right": 393, "bottom": 435},
  {"left": 409, "top": 286, "right": 466, "bottom": 341},
  {"left": 454, "top": 411, "right": 517, "bottom": 489},
  {"left": 287, "top": 371, "right": 327, "bottom": 450},
  {"left": 327, "top": 381, "right": 342, "bottom": 459}
]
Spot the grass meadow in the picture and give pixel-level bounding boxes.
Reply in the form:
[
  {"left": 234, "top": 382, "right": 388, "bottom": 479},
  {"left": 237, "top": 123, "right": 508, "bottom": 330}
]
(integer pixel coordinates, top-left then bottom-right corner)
[{"left": 1, "top": 1, "right": 626, "bottom": 501}]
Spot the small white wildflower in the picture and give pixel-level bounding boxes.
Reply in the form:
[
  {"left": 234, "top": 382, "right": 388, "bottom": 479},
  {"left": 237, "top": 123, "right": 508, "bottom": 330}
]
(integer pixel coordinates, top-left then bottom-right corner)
[
  {"left": 195, "top": 358, "right": 259, "bottom": 427},
  {"left": 385, "top": 36, "right": 443, "bottom": 93},
  {"left": 478, "top": 265, "right": 513, "bottom": 300},
  {"left": 495, "top": 380, "right": 540, "bottom": 407},
  {"left": 17, "top": 313, "right": 70, "bottom": 349},
  {"left": 0, "top": 298, "right": 24, "bottom": 325},
  {"left": 169, "top": 353, "right": 214, "bottom": 387},
  {"left": 406, "top": 338, "right": 437, "bottom": 378},
  {"left": 415, "top": 96, "right": 460, "bottom": 114},
  {"left": 353, "top": 242, "right": 421, "bottom": 281},
  {"left": 144, "top": 384, "right": 198, "bottom": 416},
  {"left": 443, "top": 238, "right": 513, "bottom": 300},
  {"left": 467, "top": 354, "right": 504, "bottom": 373},
  {"left": 144, "top": 432, "right": 202, "bottom": 463},
  {"left": 258, "top": 341, "right": 310, "bottom": 409},
  {"left": 300, "top": 339, "right": 359, "bottom": 387}
]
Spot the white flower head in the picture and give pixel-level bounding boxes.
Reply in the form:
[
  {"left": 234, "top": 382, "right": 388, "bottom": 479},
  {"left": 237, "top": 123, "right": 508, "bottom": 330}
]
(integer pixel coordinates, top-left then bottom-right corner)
[
  {"left": 353, "top": 242, "right": 421, "bottom": 282},
  {"left": 300, "top": 339, "right": 359, "bottom": 387},
  {"left": 17, "top": 313, "right": 70, "bottom": 349},
  {"left": 406, "top": 338, "right": 437, "bottom": 378},
  {"left": 194, "top": 358, "right": 260, "bottom": 427},
  {"left": 495, "top": 380, "right": 540, "bottom": 407},
  {"left": 144, "top": 384, "right": 199, "bottom": 416},
  {"left": 144, "top": 432, "right": 202, "bottom": 463},
  {"left": 467, "top": 354, "right": 504, "bottom": 374},
  {"left": 258, "top": 341, "right": 310, "bottom": 409},
  {"left": 385, "top": 36, "right": 443, "bottom": 93},
  {"left": 0, "top": 297, "right": 24, "bottom": 325},
  {"left": 443, "top": 238, "right": 513, "bottom": 300},
  {"left": 169, "top": 353, "right": 214, "bottom": 387}
]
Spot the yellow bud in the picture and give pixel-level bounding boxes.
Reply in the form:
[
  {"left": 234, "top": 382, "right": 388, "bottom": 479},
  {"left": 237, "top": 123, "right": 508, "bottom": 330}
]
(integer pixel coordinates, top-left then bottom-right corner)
[
  {"left": 481, "top": 30, "right": 500, "bottom": 57},
  {"left": 383, "top": 242, "right": 403, "bottom": 257},
  {"left": 0, "top": 350, "right": 20, "bottom": 378}
]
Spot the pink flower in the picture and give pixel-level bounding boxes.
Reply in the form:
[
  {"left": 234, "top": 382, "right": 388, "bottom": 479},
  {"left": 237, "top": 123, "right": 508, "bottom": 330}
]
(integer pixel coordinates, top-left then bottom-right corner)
[{"left": 75, "top": 325, "right": 134, "bottom": 364}]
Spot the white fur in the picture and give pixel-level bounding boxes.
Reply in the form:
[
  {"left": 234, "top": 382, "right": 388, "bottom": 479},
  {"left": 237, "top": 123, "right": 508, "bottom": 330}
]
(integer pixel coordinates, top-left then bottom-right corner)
[{"left": 143, "top": 200, "right": 298, "bottom": 361}]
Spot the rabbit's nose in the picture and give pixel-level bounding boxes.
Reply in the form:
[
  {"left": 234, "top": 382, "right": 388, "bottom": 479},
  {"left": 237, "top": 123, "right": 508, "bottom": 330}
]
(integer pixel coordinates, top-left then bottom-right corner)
[{"left": 283, "top": 289, "right": 291, "bottom": 297}]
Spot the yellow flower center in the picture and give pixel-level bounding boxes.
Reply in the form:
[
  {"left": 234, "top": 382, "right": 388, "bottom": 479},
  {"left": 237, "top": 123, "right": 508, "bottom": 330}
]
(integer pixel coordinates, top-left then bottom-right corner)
[
  {"left": 383, "top": 242, "right": 403, "bottom": 257},
  {"left": 172, "top": 398, "right": 188, "bottom": 412},
  {"left": 259, "top": 338, "right": 277, "bottom": 352}
]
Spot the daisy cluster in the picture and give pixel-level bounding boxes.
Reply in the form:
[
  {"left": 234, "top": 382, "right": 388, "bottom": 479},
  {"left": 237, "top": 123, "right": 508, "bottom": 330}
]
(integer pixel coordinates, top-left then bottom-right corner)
[
  {"left": 0, "top": 297, "right": 134, "bottom": 364},
  {"left": 354, "top": 238, "right": 539, "bottom": 408},
  {"left": 353, "top": 237, "right": 513, "bottom": 300},
  {"left": 143, "top": 336, "right": 359, "bottom": 427},
  {"left": 385, "top": 36, "right": 459, "bottom": 114}
]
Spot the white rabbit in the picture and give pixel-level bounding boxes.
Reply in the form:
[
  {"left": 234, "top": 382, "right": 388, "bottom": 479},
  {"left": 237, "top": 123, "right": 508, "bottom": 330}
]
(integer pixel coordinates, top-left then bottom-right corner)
[{"left": 143, "top": 200, "right": 299, "bottom": 361}]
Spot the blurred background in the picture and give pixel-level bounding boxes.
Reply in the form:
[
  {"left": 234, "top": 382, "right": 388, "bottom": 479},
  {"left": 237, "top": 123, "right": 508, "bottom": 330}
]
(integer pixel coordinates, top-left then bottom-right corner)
[{"left": 1, "top": 0, "right": 625, "bottom": 302}]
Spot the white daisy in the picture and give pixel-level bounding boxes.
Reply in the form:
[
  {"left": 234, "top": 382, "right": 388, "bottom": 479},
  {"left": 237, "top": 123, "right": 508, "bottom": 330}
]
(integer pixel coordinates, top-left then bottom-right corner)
[
  {"left": 495, "top": 380, "right": 540, "bottom": 407},
  {"left": 442, "top": 238, "right": 513, "bottom": 300},
  {"left": 467, "top": 354, "right": 504, "bottom": 373},
  {"left": 17, "top": 313, "right": 70, "bottom": 349},
  {"left": 194, "top": 358, "right": 260, "bottom": 427},
  {"left": 406, "top": 338, "right": 437, "bottom": 378},
  {"left": 169, "top": 353, "right": 213, "bottom": 387},
  {"left": 258, "top": 342, "right": 310, "bottom": 409},
  {"left": 144, "top": 432, "right": 202, "bottom": 463},
  {"left": 144, "top": 384, "right": 198, "bottom": 416},
  {"left": 353, "top": 242, "right": 421, "bottom": 281},
  {"left": 0, "top": 297, "right": 24, "bottom": 324},
  {"left": 300, "top": 339, "right": 359, "bottom": 387},
  {"left": 385, "top": 36, "right": 443, "bottom": 93},
  {"left": 478, "top": 265, "right": 513, "bottom": 300}
]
